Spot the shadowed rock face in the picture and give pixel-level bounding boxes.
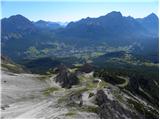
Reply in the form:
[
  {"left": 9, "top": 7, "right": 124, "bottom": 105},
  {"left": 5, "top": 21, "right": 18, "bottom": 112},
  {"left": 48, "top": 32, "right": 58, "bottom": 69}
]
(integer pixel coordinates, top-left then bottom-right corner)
[
  {"left": 95, "top": 90, "right": 108, "bottom": 106},
  {"left": 95, "top": 90, "right": 140, "bottom": 119},
  {"left": 128, "top": 75, "right": 159, "bottom": 106},
  {"left": 56, "top": 65, "right": 79, "bottom": 88},
  {"left": 78, "top": 63, "right": 94, "bottom": 73}
]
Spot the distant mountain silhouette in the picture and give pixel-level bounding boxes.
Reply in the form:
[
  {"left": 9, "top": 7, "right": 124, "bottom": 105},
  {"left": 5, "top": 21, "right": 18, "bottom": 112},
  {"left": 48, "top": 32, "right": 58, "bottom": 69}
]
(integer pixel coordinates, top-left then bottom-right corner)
[
  {"left": 34, "top": 20, "right": 62, "bottom": 29},
  {"left": 55, "top": 11, "right": 158, "bottom": 47}
]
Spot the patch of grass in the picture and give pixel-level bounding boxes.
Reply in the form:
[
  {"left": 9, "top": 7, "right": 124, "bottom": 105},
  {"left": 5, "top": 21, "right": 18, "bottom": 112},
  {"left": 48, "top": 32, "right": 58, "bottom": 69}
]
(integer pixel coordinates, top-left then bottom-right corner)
[
  {"left": 79, "top": 105, "right": 98, "bottom": 113},
  {"left": 114, "top": 93, "right": 124, "bottom": 103},
  {"left": 58, "top": 87, "right": 88, "bottom": 104},
  {"left": 143, "top": 62, "right": 158, "bottom": 67},
  {"left": 74, "top": 87, "right": 89, "bottom": 94},
  {"left": 2, "top": 63, "right": 24, "bottom": 73},
  {"left": 5, "top": 63, "right": 16, "bottom": 67},
  {"left": 58, "top": 96, "right": 67, "bottom": 104},
  {"left": 79, "top": 75, "right": 107, "bottom": 90},
  {"left": 68, "top": 68, "right": 78, "bottom": 73},
  {"left": 37, "top": 76, "right": 48, "bottom": 80},
  {"left": 65, "top": 111, "right": 76, "bottom": 116},
  {"left": 99, "top": 81, "right": 108, "bottom": 89},
  {"left": 37, "top": 74, "right": 53, "bottom": 81},
  {"left": 78, "top": 75, "right": 87, "bottom": 82},
  {"left": 88, "top": 92, "right": 95, "bottom": 98},
  {"left": 73, "top": 63, "right": 83, "bottom": 67},
  {"left": 86, "top": 82, "right": 97, "bottom": 89},
  {"left": 43, "top": 87, "right": 59, "bottom": 96}
]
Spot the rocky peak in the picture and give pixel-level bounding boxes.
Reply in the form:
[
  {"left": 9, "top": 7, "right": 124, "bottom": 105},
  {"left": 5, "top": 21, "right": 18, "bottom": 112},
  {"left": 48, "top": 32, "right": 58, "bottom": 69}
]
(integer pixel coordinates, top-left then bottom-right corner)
[{"left": 105, "top": 11, "right": 122, "bottom": 18}]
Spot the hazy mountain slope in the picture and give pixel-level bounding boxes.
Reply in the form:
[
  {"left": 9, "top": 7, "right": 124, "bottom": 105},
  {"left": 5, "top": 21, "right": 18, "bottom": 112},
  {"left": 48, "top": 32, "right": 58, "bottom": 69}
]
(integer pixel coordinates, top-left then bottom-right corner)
[
  {"left": 1, "top": 15, "right": 35, "bottom": 34},
  {"left": 136, "top": 13, "right": 159, "bottom": 36},
  {"left": 55, "top": 11, "right": 158, "bottom": 47}
]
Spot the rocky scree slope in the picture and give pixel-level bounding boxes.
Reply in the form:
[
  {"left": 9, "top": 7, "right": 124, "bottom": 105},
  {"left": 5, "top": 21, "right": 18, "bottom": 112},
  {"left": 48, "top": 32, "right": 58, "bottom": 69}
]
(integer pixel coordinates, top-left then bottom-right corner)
[{"left": 1, "top": 63, "right": 159, "bottom": 118}]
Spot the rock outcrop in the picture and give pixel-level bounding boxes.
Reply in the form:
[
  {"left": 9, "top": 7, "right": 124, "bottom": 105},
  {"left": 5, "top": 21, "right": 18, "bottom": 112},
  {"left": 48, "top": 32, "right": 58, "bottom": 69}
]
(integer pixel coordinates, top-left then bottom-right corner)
[
  {"left": 56, "top": 64, "right": 79, "bottom": 88},
  {"left": 77, "top": 63, "right": 94, "bottom": 73}
]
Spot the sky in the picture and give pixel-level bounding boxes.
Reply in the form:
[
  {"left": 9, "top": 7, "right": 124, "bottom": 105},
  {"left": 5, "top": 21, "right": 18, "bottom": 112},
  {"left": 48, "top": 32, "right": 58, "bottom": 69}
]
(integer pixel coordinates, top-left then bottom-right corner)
[{"left": 1, "top": 0, "right": 159, "bottom": 22}]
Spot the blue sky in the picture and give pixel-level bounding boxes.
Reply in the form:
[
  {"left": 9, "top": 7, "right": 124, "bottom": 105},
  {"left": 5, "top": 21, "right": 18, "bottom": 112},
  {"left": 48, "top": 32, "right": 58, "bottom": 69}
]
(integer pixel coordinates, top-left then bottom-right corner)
[{"left": 1, "top": 0, "right": 159, "bottom": 22}]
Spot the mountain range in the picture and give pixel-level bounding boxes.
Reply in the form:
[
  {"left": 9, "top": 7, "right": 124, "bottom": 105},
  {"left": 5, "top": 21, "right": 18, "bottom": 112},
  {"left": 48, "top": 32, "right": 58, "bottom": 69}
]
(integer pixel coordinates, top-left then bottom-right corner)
[{"left": 1, "top": 11, "right": 159, "bottom": 61}]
